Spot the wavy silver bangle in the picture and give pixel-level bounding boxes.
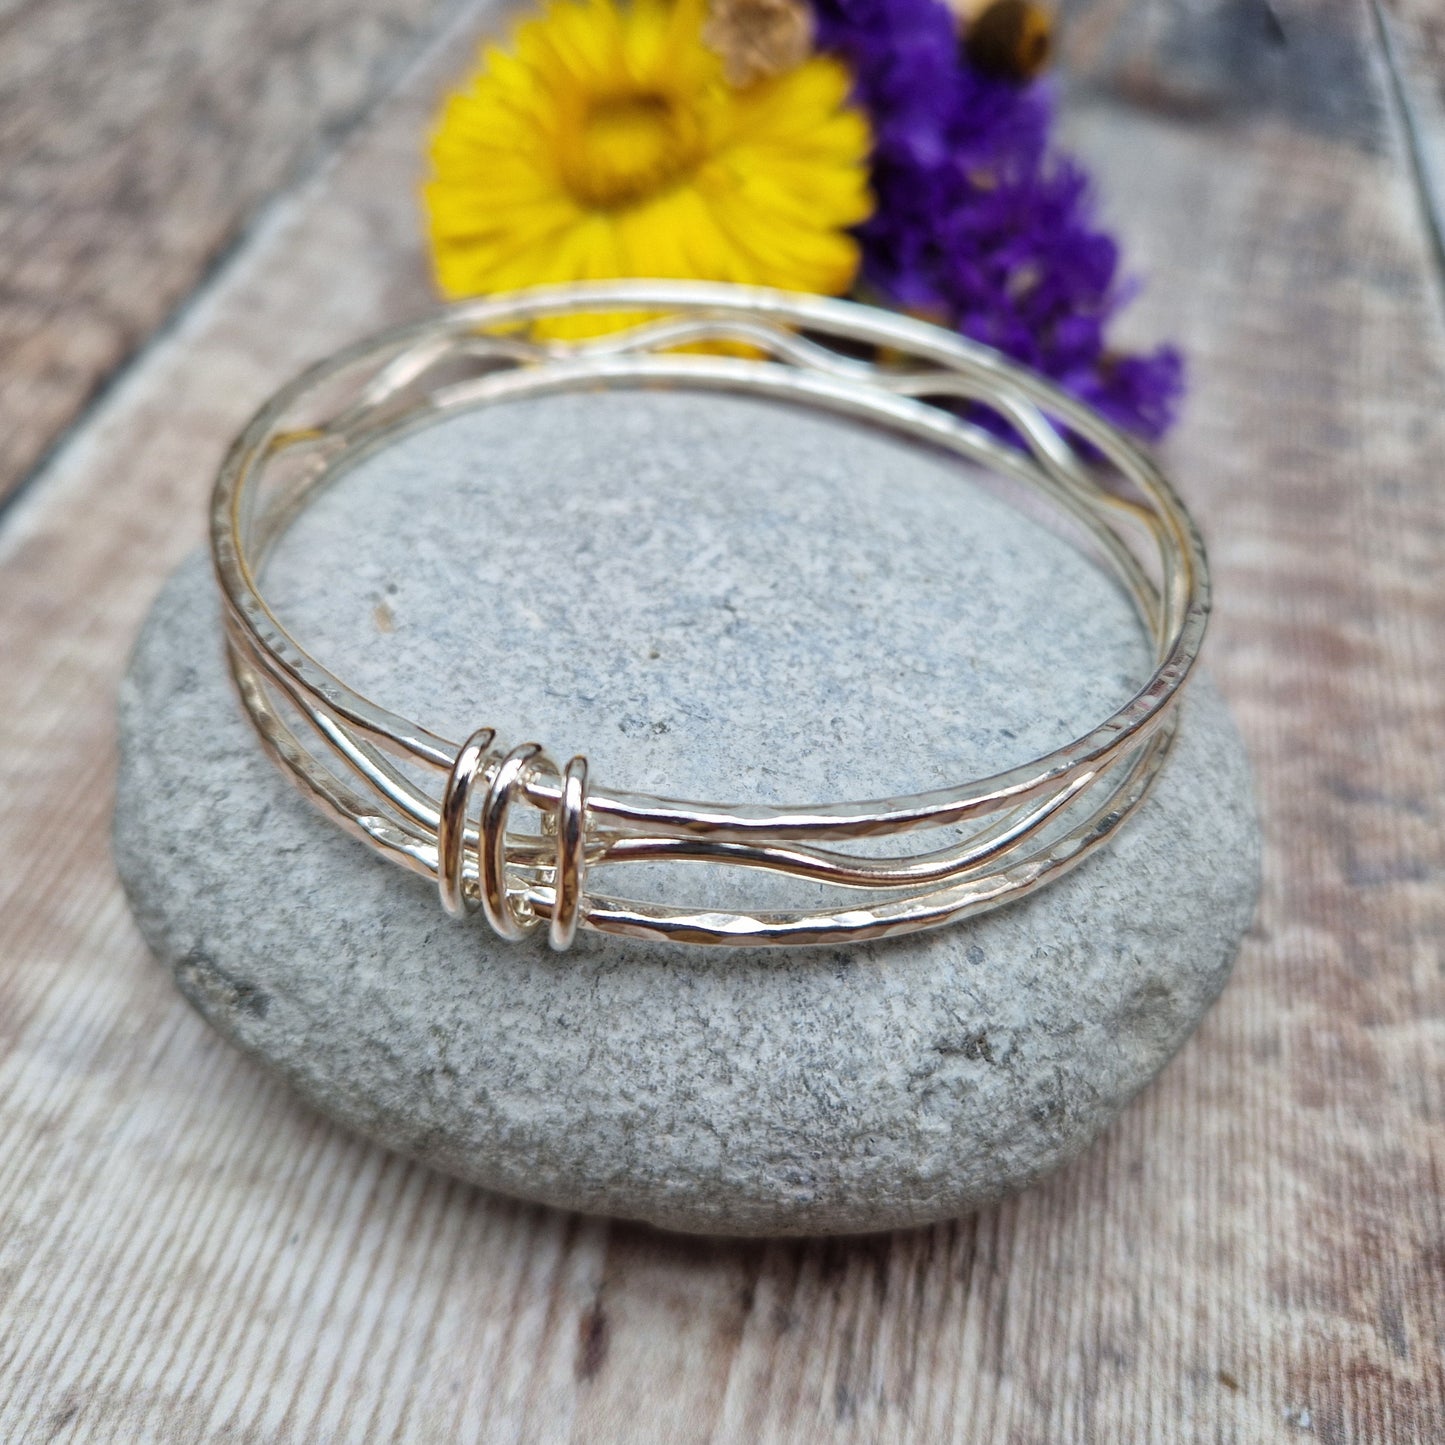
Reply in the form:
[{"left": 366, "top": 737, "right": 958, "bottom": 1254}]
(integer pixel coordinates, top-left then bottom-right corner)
[{"left": 211, "top": 280, "right": 1209, "bottom": 951}]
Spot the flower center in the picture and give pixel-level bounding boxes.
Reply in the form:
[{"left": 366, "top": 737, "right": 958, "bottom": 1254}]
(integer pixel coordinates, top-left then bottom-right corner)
[{"left": 560, "top": 89, "right": 703, "bottom": 210}]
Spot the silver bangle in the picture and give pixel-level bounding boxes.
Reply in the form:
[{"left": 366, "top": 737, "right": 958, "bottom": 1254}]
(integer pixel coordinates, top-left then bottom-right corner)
[{"left": 211, "top": 281, "right": 1209, "bottom": 950}]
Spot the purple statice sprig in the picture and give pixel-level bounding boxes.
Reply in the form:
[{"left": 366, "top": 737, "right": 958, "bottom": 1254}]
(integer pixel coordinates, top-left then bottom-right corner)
[{"left": 812, "top": 0, "right": 1183, "bottom": 440}]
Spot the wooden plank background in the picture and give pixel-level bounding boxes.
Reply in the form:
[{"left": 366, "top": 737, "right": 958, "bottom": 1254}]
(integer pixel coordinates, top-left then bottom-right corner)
[
  {"left": 0, "top": 0, "right": 1440, "bottom": 1439},
  {"left": 0, "top": 0, "right": 461, "bottom": 510}
]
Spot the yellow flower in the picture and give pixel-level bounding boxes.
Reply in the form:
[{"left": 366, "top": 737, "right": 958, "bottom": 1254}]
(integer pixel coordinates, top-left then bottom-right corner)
[{"left": 423, "top": 0, "right": 872, "bottom": 334}]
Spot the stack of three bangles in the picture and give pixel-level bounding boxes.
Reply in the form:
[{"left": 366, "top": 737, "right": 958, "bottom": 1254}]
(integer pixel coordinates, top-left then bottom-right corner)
[{"left": 211, "top": 281, "right": 1209, "bottom": 952}]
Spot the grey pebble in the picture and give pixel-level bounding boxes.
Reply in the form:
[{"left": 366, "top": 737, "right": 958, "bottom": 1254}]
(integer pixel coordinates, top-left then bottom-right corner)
[{"left": 115, "top": 391, "right": 1260, "bottom": 1235}]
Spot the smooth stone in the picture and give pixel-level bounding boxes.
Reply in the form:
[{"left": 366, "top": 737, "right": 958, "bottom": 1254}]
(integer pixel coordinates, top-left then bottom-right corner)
[{"left": 115, "top": 391, "right": 1259, "bottom": 1236}]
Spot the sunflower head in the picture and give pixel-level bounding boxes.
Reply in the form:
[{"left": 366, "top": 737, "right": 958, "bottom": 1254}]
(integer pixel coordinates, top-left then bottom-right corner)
[{"left": 424, "top": 0, "right": 872, "bottom": 333}]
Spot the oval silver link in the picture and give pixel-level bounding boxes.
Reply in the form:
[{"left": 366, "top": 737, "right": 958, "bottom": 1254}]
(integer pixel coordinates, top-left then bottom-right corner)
[
  {"left": 436, "top": 726, "right": 497, "bottom": 918},
  {"left": 548, "top": 755, "right": 590, "bottom": 952},
  {"left": 479, "top": 742, "right": 547, "bottom": 941}
]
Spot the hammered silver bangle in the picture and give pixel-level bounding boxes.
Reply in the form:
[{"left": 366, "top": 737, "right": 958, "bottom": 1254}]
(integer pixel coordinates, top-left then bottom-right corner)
[{"left": 211, "top": 280, "right": 1209, "bottom": 951}]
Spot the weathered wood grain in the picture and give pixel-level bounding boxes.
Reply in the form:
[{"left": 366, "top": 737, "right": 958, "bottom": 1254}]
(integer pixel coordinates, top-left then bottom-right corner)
[
  {"left": 0, "top": 0, "right": 1441, "bottom": 1440},
  {"left": 0, "top": 0, "right": 463, "bottom": 512},
  {"left": 1058, "top": 0, "right": 1392, "bottom": 150},
  {"left": 1377, "top": 0, "right": 1445, "bottom": 275}
]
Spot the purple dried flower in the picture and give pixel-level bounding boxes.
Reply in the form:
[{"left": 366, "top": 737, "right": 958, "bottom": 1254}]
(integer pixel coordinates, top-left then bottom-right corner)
[{"left": 811, "top": 0, "right": 1184, "bottom": 439}]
